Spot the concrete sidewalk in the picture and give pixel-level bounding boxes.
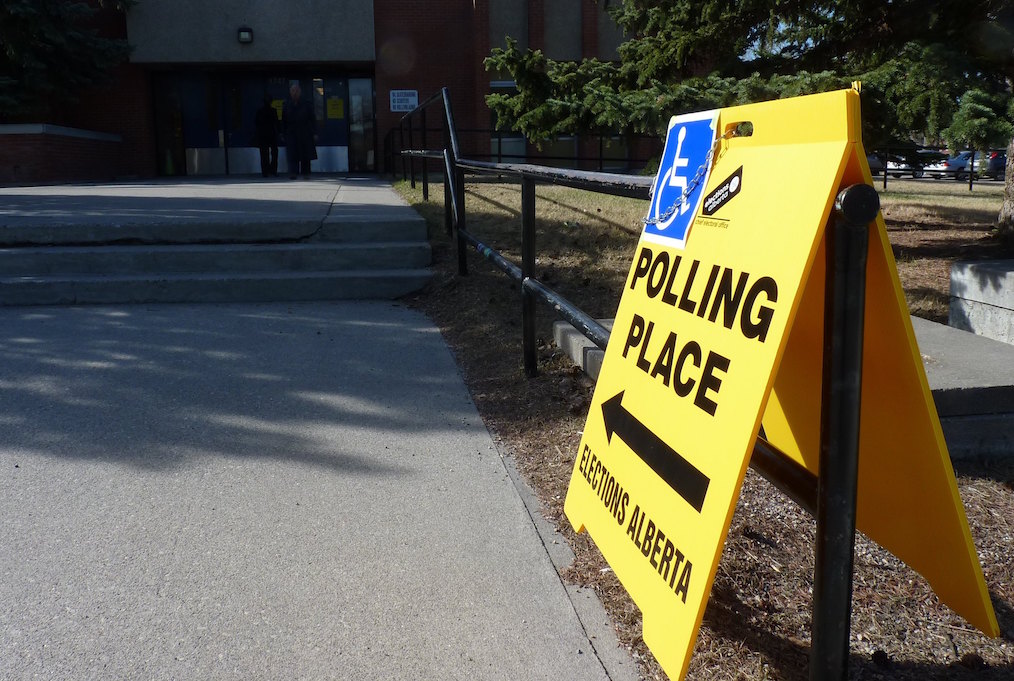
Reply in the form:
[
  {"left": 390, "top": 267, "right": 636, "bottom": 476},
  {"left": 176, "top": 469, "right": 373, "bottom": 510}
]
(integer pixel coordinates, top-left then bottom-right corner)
[
  {"left": 0, "top": 302, "right": 636, "bottom": 681},
  {"left": 0, "top": 176, "right": 417, "bottom": 245}
]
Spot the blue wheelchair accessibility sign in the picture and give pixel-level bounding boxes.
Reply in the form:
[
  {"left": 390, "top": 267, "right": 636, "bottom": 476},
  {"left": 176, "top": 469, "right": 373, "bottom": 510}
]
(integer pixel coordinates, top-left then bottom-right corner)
[{"left": 645, "top": 110, "right": 719, "bottom": 249}]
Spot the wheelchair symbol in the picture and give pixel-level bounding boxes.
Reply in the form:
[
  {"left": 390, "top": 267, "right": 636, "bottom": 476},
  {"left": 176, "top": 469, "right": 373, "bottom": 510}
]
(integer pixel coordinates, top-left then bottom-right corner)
[
  {"left": 650, "top": 126, "right": 692, "bottom": 231},
  {"left": 644, "top": 111, "right": 718, "bottom": 248}
]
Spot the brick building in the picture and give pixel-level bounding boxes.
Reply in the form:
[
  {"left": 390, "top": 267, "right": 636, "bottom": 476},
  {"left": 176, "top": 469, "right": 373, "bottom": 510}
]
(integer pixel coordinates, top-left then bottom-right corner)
[{"left": 0, "top": 0, "right": 625, "bottom": 184}]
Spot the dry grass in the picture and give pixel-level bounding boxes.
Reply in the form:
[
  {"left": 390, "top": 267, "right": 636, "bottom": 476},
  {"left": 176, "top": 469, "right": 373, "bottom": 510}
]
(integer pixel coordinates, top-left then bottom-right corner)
[
  {"left": 396, "top": 175, "right": 1014, "bottom": 680},
  {"left": 879, "top": 179, "right": 1008, "bottom": 321}
]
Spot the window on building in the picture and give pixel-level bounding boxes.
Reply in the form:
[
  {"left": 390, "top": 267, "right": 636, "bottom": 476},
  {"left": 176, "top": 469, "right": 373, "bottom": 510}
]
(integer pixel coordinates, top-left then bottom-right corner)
[
  {"left": 544, "top": 0, "right": 582, "bottom": 61},
  {"left": 598, "top": 5, "right": 625, "bottom": 61},
  {"left": 489, "top": 0, "right": 528, "bottom": 51},
  {"left": 489, "top": 81, "right": 526, "bottom": 163}
]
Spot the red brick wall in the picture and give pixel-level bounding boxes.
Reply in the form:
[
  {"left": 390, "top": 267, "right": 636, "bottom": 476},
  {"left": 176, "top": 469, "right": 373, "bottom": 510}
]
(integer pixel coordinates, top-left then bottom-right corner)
[
  {"left": 66, "top": 64, "right": 158, "bottom": 178},
  {"left": 36, "top": 63, "right": 157, "bottom": 180},
  {"left": 471, "top": 1, "right": 493, "bottom": 161},
  {"left": 5, "top": 5, "right": 157, "bottom": 182},
  {"left": 374, "top": 0, "right": 482, "bottom": 168},
  {"left": 528, "top": 0, "right": 545, "bottom": 52},
  {"left": 581, "top": 0, "right": 599, "bottom": 59},
  {"left": 0, "top": 132, "right": 124, "bottom": 185},
  {"left": 375, "top": 0, "right": 631, "bottom": 171},
  {"left": 13, "top": 2, "right": 631, "bottom": 181}
]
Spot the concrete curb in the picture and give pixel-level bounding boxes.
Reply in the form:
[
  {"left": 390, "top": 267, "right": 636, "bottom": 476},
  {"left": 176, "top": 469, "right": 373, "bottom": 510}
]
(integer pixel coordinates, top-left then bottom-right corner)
[{"left": 554, "top": 316, "right": 1014, "bottom": 458}]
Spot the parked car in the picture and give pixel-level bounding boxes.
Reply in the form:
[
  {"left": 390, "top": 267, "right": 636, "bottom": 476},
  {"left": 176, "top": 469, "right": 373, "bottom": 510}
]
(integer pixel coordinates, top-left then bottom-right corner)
[
  {"left": 986, "top": 150, "right": 1007, "bottom": 180},
  {"left": 886, "top": 149, "right": 946, "bottom": 178},
  {"left": 925, "top": 151, "right": 975, "bottom": 180}
]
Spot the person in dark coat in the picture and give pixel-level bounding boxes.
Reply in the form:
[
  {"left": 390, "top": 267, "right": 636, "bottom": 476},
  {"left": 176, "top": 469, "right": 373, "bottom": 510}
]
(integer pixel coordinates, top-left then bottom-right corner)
[
  {"left": 254, "top": 95, "right": 279, "bottom": 177},
  {"left": 282, "top": 83, "right": 316, "bottom": 179}
]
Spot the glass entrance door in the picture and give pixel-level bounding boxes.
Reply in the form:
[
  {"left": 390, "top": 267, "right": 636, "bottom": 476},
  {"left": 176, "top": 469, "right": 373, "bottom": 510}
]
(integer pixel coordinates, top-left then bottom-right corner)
[
  {"left": 348, "top": 78, "right": 375, "bottom": 172},
  {"left": 152, "top": 70, "right": 368, "bottom": 175}
]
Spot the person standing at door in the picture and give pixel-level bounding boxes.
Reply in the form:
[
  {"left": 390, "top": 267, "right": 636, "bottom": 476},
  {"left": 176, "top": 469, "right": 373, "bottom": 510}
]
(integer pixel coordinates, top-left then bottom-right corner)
[
  {"left": 282, "top": 83, "right": 316, "bottom": 179},
  {"left": 254, "top": 95, "right": 279, "bottom": 177}
]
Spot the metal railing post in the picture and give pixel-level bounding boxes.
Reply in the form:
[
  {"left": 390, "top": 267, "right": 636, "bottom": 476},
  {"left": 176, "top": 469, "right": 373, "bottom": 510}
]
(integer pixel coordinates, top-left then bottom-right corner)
[
  {"left": 443, "top": 161, "right": 452, "bottom": 236},
  {"left": 810, "top": 183, "right": 878, "bottom": 681},
  {"left": 455, "top": 166, "right": 468, "bottom": 275},
  {"left": 400, "top": 123, "right": 407, "bottom": 182},
  {"left": 969, "top": 150, "right": 976, "bottom": 191},
  {"left": 408, "top": 117, "right": 416, "bottom": 189},
  {"left": 421, "top": 108, "right": 429, "bottom": 201},
  {"left": 444, "top": 115, "right": 453, "bottom": 235},
  {"left": 521, "top": 175, "right": 538, "bottom": 377}
]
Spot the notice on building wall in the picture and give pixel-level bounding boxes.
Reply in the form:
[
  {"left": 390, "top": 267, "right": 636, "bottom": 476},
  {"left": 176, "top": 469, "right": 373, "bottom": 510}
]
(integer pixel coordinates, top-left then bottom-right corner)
[
  {"left": 389, "top": 89, "right": 418, "bottom": 112},
  {"left": 326, "top": 97, "right": 345, "bottom": 120}
]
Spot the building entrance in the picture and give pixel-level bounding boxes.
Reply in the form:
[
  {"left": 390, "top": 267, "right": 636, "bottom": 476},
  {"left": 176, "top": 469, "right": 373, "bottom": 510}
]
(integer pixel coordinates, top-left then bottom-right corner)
[{"left": 152, "top": 70, "right": 375, "bottom": 176}]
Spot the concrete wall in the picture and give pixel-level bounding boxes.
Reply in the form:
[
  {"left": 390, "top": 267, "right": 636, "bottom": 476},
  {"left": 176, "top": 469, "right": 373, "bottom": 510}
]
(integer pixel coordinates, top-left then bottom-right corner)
[
  {"left": 950, "top": 260, "right": 1014, "bottom": 345},
  {"left": 126, "top": 0, "right": 375, "bottom": 63}
]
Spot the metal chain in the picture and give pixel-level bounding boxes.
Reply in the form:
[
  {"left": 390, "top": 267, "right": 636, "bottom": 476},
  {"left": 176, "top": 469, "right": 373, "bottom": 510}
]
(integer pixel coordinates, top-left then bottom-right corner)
[{"left": 644, "top": 129, "right": 735, "bottom": 226}]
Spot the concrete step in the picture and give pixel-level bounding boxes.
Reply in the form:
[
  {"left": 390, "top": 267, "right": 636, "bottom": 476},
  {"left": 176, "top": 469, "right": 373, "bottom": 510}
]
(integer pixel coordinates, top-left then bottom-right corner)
[
  {"left": 0, "top": 211, "right": 427, "bottom": 247},
  {"left": 0, "top": 242, "right": 431, "bottom": 276},
  {"left": 553, "top": 317, "right": 1014, "bottom": 458},
  {"left": 317, "top": 211, "right": 428, "bottom": 243},
  {"left": 0, "top": 179, "right": 432, "bottom": 305},
  {"left": 0, "top": 269, "right": 432, "bottom": 306}
]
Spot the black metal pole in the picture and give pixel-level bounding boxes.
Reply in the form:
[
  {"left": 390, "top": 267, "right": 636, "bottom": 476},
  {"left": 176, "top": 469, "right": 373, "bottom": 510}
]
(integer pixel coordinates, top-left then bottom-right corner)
[
  {"left": 421, "top": 108, "right": 429, "bottom": 201},
  {"left": 882, "top": 149, "right": 888, "bottom": 190},
  {"left": 521, "top": 175, "right": 538, "bottom": 377},
  {"left": 810, "top": 183, "right": 878, "bottom": 681},
  {"left": 400, "top": 123, "right": 407, "bottom": 182},
  {"left": 443, "top": 116, "right": 453, "bottom": 235},
  {"left": 408, "top": 117, "right": 416, "bottom": 189},
  {"left": 969, "top": 150, "right": 975, "bottom": 191},
  {"left": 455, "top": 166, "right": 468, "bottom": 275},
  {"left": 444, "top": 163, "right": 452, "bottom": 236}
]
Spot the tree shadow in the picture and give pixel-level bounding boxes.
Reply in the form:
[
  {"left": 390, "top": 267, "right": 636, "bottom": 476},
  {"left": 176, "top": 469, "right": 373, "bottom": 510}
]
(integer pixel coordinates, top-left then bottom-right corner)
[
  {"left": 884, "top": 202, "right": 1002, "bottom": 228},
  {"left": 702, "top": 583, "right": 1014, "bottom": 680},
  {"left": 0, "top": 302, "right": 480, "bottom": 476}
]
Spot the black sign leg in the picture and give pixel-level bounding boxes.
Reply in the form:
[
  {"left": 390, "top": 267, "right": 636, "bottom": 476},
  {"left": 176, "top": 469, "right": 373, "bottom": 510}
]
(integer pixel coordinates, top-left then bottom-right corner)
[{"left": 810, "top": 184, "right": 879, "bottom": 681}]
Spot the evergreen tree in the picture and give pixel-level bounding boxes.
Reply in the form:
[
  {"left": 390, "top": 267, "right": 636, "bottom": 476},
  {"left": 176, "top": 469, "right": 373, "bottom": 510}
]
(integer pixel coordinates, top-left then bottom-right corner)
[
  {"left": 487, "top": 0, "right": 1014, "bottom": 237},
  {"left": 944, "top": 90, "right": 1013, "bottom": 158},
  {"left": 0, "top": 0, "right": 132, "bottom": 121}
]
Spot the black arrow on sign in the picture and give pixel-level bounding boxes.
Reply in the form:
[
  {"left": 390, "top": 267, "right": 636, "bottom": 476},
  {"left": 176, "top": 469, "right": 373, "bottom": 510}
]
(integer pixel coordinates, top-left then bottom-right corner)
[{"left": 602, "top": 391, "right": 710, "bottom": 513}]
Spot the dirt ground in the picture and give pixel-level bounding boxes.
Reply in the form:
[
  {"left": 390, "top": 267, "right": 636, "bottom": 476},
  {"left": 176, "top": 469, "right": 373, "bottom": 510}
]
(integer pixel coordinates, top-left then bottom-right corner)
[{"left": 397, "top": 177, "right": 1014, "bottom": 681}]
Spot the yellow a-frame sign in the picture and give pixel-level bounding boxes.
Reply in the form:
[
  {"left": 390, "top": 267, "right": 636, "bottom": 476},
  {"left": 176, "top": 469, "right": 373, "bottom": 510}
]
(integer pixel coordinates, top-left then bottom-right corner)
[{"left": 564, "top": 88, "right": 999, "bottom": 681}]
